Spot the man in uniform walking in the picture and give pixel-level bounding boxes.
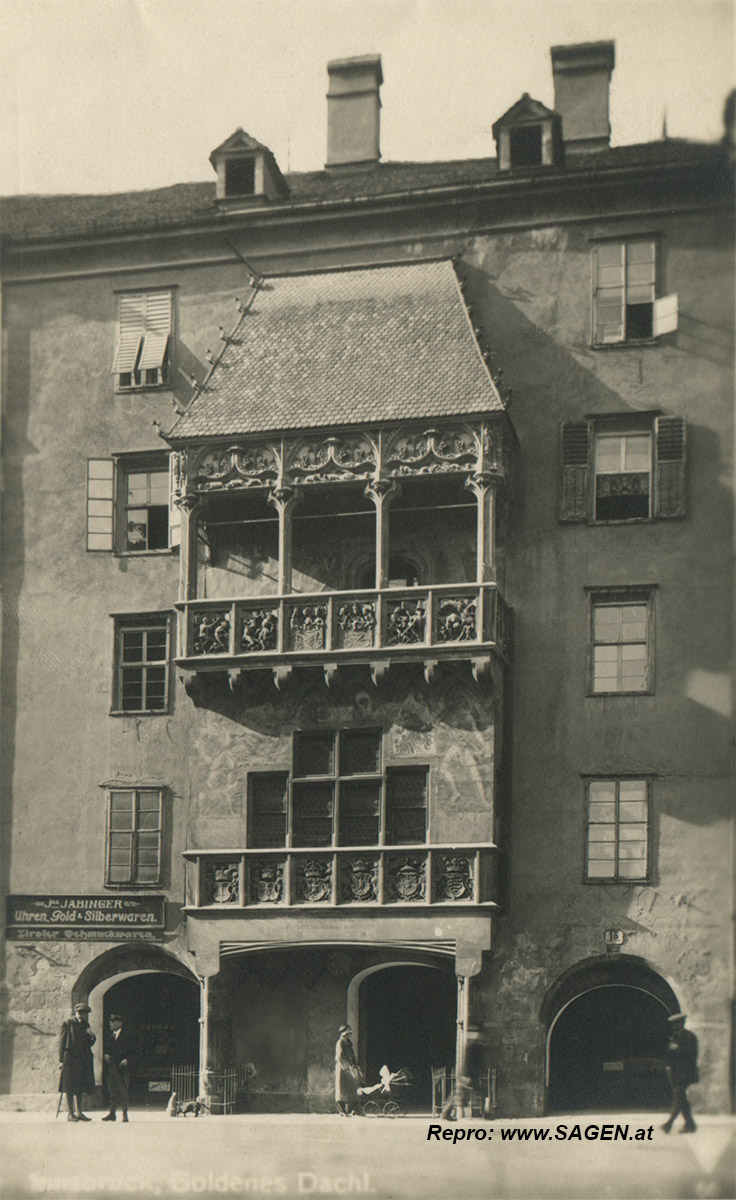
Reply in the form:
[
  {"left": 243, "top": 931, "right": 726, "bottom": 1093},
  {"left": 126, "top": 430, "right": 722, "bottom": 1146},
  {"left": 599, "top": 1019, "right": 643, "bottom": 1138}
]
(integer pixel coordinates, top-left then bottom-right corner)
[
  {"left": 662, "top": 1012, "right": 698, "bottom": 1134},
  {"left": 59, "top": 1002, "right": 96, "bottom": 1122}
]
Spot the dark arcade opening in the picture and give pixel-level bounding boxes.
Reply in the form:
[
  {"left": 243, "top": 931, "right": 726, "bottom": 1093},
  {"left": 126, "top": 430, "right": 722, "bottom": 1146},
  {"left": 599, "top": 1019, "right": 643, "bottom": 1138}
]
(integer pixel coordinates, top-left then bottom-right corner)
[
  {"left": 103, "top": 974, "right": 200, "bottom": 1107},
  {"left": 360, "top": 965, "right": 456, "bottom": 1110},
  {"left": 547, "top": 985, "right": 672, "bottom": 1112}
]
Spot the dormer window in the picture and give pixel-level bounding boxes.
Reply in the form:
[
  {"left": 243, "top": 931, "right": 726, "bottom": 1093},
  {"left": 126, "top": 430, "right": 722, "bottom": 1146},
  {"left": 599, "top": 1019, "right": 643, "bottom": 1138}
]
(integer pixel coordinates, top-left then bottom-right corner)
[
  {"left": 225, "top": 158, "right": 256, "bottom": 197},
  {"left": 509, "top": 125, "right": 543, "bottom": 168},
  {"left": 492, "top": 93, "right": 562, "bottom": 171},
  {"left": 209, "top": 128, "right": 288, "bottom": 205}
]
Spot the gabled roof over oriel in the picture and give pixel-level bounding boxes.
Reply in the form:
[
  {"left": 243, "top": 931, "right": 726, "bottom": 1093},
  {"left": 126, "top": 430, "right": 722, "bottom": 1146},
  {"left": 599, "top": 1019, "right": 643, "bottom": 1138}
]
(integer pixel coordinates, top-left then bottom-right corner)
[{"left": 168, "top": 260, "right": 505, "bottom": 442}]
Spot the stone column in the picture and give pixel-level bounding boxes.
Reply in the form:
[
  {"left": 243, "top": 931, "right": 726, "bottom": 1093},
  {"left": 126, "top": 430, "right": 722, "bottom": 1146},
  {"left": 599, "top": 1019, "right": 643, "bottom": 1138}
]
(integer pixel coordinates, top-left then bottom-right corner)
[
  {"left": 465, "top": 473, "right": 501, "bottom": 584},
  {"left": 177, "top": 496, "right": 201, "bottom": 603},
  {"left": 365, "top": 480, "right": 400, "bottom": 589},
  {"left": 198, "top": 971, "right": 231, "bottom": 1113},
  {"left": 268, "top": 487, "right": 299, "bottom": 596}
]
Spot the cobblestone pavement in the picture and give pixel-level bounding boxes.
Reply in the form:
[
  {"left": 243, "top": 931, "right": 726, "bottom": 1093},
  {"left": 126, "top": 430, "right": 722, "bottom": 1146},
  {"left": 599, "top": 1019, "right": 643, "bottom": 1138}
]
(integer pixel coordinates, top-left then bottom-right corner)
[{"left": 0, "top": 1110, "right": 733, "bottom": 1200}]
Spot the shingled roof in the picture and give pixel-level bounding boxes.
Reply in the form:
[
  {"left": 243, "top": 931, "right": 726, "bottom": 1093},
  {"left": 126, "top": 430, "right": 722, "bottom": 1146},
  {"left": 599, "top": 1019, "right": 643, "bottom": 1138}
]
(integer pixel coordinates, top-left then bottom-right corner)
[
  {"left": 1, "top": 141, "right": 724, "bottom": 244},
  {"left": 168, "top": 260, "right": 503, "bottom": 441}
]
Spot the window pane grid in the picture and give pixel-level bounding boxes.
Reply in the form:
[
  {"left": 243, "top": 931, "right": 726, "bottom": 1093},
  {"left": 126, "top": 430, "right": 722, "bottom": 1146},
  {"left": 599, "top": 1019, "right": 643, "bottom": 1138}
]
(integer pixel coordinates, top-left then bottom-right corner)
[
  {"left": 106, "top": 789, "right": 162, "bottom": 885},
  {"left": 250, "top": 731, "right": 429, "bottom": 850},
  {"left": 117, "top": 622, "right": 169, "bottom": 713},
  {"left": 586, "top": 780, "right": 649, "bottom": 882},
  {"left": 595, "top": 242, "right": 656, "bottom": 344},
  {"left": 592, "top": 599, "right": 650, "bottom": 693}
]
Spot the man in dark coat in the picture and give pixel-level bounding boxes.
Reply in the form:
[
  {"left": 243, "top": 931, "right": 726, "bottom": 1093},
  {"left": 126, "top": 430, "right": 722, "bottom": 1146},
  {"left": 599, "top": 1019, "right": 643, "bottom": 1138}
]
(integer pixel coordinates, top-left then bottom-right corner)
[
  {"left": 59, "top": 1002, "right": 96, "bottom": 1121},
  {"left": 102, "top": 1013, "right": 131, "bottom": 1122},
  {"left": 662, "top": 1012, "right": 698, "bottom": 1133}
]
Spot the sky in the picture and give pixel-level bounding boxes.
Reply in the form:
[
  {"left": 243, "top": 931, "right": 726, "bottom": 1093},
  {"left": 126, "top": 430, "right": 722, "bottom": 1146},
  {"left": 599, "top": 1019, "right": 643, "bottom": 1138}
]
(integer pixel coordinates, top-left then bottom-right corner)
[{"left": 1, "top": 0, "right": 734, "bottom": 197}]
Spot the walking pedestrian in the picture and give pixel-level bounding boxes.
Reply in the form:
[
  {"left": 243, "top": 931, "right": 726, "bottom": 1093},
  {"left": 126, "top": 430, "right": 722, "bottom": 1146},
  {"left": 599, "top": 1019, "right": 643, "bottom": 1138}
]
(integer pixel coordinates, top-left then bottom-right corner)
[
  {"left": 335, "top": 1025, "right": 360, "bottom": 1116},
  {"left": 59, "top": 1002, "right": 96, "bottom": 1122},
  {"left": 102, "top": 1013, "right": 131, "bottom": 1122},
  {"left": 662, "top": 1012, "right": 698, "bottom": 1134}
]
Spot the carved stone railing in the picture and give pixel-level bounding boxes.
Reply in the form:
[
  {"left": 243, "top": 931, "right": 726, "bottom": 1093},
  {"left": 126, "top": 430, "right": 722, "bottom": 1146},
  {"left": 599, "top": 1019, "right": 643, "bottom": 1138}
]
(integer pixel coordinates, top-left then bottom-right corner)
[
  {"left": 176, "top": 583, "right": 509, "bottom": 670},
  {"left": 183, "top": 846, "right": 498, "bottom": 910}
]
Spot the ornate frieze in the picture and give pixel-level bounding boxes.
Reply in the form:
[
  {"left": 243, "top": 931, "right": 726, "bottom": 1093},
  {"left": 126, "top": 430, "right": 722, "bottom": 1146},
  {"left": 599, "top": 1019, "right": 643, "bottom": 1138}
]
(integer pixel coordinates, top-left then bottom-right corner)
[
  {"left": 386, "top": 598, "right": 425, "bottom": 645},
  {"left": 387, "top": 856, "right": 426, "bottom": 902},
  {"left": 171, "top": 417, "right": 511, "bottom": 496},
  {"left": 287, "top": 435, "right": 378, "bottom": 483},
  {"left": 240, "top": 608, "right": 278, "bottom": 653},
  {"left": 205, "top": 861, "right": 240, "bottom": 904},
  {"left": 340, "top": 857, "right": 379, "bottom": 903},
  {"left": 295, "top": 858, "right": 333, "bottom": 904},
  {"left": 193, "top": 610, "right": 232, "bottom": 655},
  {"left": 437, "top": 596, "right": 478, "bottom": 642},
  {"left": 337, "top": 601, "right": 376, "bottom": 648},
  {"left": 288, "top": 605, "right": 327, "bottom": 651},
  {"left": 189, "top": 443, "right": 280, "bottom": 491},
  {"left": 436, "top": 855, "right": 474, "bottom": 901},
  {"left": 384, "top": 426, "right": 478, "bottom": 476},
  {"left": 249, "top": 860, "right": 284, "bottom": 904}
]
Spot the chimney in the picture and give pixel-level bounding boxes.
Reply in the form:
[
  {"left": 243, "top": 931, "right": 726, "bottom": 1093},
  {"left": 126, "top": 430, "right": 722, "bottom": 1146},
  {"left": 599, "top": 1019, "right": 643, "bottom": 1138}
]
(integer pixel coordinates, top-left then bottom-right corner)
[
  {"left": 551, "top": 41, "right": 615, "bottom": 154},
  {"left": 326, "top": 55, "right": 382, "bottom": 169}
]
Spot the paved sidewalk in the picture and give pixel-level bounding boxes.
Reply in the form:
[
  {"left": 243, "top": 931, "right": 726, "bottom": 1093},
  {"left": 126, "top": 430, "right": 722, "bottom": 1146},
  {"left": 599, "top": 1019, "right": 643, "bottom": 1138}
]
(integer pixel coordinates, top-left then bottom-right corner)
[{"left": 1, "top": 1110, "right": 734, "bottom": 1200}]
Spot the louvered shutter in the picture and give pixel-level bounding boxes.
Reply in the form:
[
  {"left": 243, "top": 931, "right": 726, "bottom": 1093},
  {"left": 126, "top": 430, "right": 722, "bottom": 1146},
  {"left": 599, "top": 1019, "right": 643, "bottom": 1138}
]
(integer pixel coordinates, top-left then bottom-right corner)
[
  {"left": 87, "top": 459, "right": 115, "bottom": 551},
  {"left": 112, "top": 294, "right": 145, "bottom": 373},
  {"left": 560, "top": 422, "right": 591, "bottom": 522},
  {"left": 654, "top": 416, "right": 686, "bottom": 518},
  {"left": 652, "top": 294, "right": 678, "bottom": 337},
  {"left": 139, "top": 292, "right": 172, "bottom": 372},
  {"left": 168, "top": 453, "right": 182, "bottom": 548}
]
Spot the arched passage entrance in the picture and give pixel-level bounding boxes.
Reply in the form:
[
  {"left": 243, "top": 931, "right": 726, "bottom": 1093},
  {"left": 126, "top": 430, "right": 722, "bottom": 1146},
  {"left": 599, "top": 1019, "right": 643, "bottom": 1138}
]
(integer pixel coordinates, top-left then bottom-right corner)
[
  {"left": 543, "top": 957, "right": 679, "bottom": 1113},
  {"left": 75, "top": 944, "right": 200, "bottom": 1108},
  {"left": 358, "top": 964, "right": 456, "bottom": 1109}
]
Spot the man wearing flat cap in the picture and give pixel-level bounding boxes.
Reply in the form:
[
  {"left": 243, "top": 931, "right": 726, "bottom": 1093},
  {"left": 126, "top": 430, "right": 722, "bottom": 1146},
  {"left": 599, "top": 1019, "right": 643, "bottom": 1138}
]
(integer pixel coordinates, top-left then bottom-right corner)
[
  {"left": 662, "top": 1012, "right": 698, "bottom": 1133},
  {"left": 59, "top": 1002, "right": 96, "bottom": 1122},
  {"left": 102, "top": 1013, "right": 131, "bottom": 1122}
]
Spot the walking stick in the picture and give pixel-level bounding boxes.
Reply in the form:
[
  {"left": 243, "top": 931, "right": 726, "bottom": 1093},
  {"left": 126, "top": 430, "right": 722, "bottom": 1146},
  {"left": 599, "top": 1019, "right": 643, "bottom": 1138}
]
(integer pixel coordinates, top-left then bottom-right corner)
[{"left": 55, "top": 1067, "right": 63, "bottom": 1119}]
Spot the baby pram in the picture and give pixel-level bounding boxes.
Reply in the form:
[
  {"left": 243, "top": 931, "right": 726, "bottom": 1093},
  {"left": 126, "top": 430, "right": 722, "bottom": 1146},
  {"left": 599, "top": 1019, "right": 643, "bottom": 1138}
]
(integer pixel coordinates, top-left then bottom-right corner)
[{"left": 357, "top": 1065, "right": 413, "bottom": 1117}]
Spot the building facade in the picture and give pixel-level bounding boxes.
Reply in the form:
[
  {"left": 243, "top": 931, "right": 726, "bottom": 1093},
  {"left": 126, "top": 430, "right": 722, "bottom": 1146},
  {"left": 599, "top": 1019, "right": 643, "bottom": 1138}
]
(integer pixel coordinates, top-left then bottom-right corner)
[{"left": 1, "top": 43, "right": 733, "bottom": 1116}]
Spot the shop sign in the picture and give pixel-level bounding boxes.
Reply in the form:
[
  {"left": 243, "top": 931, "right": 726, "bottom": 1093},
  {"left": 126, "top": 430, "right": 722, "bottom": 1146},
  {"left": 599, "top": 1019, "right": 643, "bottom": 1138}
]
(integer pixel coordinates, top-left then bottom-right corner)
[{"left": 5, "top": 895, "right": 165, "bottom": 941}]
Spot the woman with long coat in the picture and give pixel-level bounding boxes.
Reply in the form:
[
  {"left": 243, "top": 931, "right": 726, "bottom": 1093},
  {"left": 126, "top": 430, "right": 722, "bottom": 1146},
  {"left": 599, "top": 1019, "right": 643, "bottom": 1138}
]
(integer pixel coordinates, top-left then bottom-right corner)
[{"left": 334, "top": 1025, "right": 359, "bottom": 1115}]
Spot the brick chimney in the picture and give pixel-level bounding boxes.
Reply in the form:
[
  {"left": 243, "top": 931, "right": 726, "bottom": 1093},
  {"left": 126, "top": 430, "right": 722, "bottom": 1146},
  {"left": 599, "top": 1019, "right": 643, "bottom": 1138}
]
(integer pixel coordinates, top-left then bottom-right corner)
[
  {"left": 551, "top": 41, "right": 615, "bottom": 154},
  {"left": 326, "top": 55, "right": 382, "bottom": 169}
]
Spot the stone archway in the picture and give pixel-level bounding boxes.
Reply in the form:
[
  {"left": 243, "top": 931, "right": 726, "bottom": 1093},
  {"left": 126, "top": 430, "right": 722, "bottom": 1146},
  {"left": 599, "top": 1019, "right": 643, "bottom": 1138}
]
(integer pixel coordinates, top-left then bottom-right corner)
[{"left": 542, "top": 957, "right": 679, "bottom": 1113}]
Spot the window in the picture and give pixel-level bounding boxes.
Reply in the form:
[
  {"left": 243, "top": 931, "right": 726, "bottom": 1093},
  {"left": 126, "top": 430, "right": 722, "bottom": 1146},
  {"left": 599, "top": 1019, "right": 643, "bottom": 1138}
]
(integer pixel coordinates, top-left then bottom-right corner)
[
  {"left": 589, "top": 590, "right": 653, "bottom": 694},
  {"left": 592, "top": 241, "right": 678, "bottom": 346},
  {"left": 594, "top": 431, "right": 652, "bottom": 520},
  {"left": 112, "top": 291, "right": 172, "bottom": 389},
  {"left": 248, "top": 728, "right": 428, "bottom": 849},
  {"left": 560, "top": 415, "right": 685, "bottom": 523},
  {"left": 112, "top": 615, "right": 170, "bottom": 714},
  {"left": 106, "top": 788, "right": 163, "bottom": 885},
  {"left": 225, "top": 158, "right": 256, "bottom": 196},
  {"left": 585, "top": 778, "right": 650, "bottom": 883},
  {"left": 86, "top": 453, "right": 180, "bottom": 553},
  {"left": 509, "top": 124, "right": 543, "bottom": 167}
]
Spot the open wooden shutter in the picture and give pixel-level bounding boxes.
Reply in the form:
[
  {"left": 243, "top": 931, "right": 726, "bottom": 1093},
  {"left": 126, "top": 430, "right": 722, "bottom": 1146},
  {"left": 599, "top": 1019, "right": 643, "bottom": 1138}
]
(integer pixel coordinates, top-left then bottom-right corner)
[
  {"left": 654, "top": 416, "right": 686, "bottom": 518},
  {"left": 139, "top": 292, "right": 172, "bottom": 373},
  {"left": 168, "top": 453, "right": 182, "bottom": 548},
  {"left": 112, "top": 294, "right": 145, "bottom": 374},
  {"left": 87, "top": 459, "right": 115, "bottom": 551},
  {"left": 652, "top": 294, "right": 678, "bottom": 337},
  {"left": 560, "top": 422, "right": 591, "bottom": 522}
]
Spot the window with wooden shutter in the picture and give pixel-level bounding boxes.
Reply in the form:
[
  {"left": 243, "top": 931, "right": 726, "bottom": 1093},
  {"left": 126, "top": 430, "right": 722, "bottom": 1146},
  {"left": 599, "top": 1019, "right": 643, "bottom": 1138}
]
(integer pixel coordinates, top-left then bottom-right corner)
[
  {"left": 87, "top": 459, "right": 115, "bottom": 551},
  {"left": 113, "top": 291, "right": 172, "bottom": 389},
  {"left": 560, "top": 422, "right": 590, "bottom": 522},
  {"left": 654, "top": 416, "right": 686, "bottom": 518},
  {"left": 593, "top": 241, "right": 658, "bottom": 345}
]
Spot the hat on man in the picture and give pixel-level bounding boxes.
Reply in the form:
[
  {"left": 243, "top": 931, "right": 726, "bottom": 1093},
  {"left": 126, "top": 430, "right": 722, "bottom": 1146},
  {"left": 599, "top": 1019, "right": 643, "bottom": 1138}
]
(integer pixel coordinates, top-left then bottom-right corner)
[
  {"left": 667, "top": 1012, "right": 687, "bottom": 1023},
  {"left": 74, "top": 1003, "right": 91, "bottom": 1013},
  {"left": 109, "top": 1013, "right": 123, "bottom": 1022},
  {"left": 338, "top": 1025, "right": 351, "bottom": 1034}
]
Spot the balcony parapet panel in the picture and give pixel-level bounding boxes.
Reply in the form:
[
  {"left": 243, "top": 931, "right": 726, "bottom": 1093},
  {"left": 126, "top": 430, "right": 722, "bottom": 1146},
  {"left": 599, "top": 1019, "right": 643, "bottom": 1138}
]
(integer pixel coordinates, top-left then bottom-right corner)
[
  {"left": 175, "top": 583, "right": 510, "bottom": 676},
  {"left": 183, "top": 845, "right": 498, "bottom": 910}
]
